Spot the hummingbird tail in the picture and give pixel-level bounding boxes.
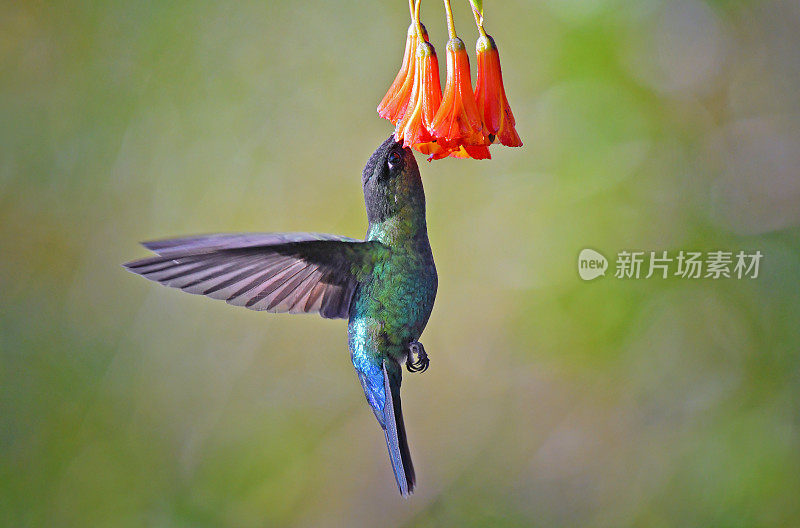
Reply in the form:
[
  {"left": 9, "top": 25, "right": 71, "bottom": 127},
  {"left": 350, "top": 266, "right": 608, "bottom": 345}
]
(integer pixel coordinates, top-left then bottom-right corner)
[{"left": 382, "top": 360, "right": 416, "bottom": 497}]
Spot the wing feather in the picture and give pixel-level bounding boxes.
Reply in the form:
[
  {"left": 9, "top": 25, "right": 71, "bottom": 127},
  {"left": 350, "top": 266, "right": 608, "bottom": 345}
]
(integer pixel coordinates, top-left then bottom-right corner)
[{"left": 125, "top": 233, "right": 388, "bottom": 319}]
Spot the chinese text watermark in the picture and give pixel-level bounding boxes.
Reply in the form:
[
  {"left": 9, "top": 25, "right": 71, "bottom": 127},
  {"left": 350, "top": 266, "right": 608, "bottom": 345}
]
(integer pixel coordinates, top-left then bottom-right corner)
[{"left": 578, "top": 250, "right": 762, "bottom": 281}]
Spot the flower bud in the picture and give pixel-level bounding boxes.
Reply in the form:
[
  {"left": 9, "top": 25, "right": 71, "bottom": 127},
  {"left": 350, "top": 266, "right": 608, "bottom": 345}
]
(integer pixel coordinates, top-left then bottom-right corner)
[
  {"left": 395, "top": 42, "right": 444, "bottom": 157},
  {"left": 429, "top": 37, "right": 490, "bottom": 160},
  {"left": 378, "top": 24, "right": 429, "bottom": 124},
  {"left": 474, "top": 34, "right": 521, "bottom": 147}
]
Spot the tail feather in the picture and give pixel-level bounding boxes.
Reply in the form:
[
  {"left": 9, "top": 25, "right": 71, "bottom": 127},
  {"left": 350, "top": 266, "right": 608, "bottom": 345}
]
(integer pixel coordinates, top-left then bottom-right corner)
[{"left": 382, "top": 360, "right": 415, "bottom": 496}]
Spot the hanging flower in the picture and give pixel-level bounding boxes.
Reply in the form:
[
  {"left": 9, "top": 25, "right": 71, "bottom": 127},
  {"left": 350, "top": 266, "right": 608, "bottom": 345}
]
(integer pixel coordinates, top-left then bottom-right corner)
[
  {"left": 474, "top": 34, "right": 522, "bottom": 147},
  {"left": 395, "top": 41, "right": 444, "bottom": 157},
  {"left": 378, "top": 24, "right": 429, "bottom": 124},
  {"left": 375, "top": 0, "right": 521, "bottom": 162},
  {"left": 429, "top": 37, "right": 490, "bottom": 160}
]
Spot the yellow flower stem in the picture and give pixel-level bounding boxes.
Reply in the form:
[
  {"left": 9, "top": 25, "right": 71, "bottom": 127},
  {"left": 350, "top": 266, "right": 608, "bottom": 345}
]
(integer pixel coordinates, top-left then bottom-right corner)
[
  {"left": 409, "top": 0, "right": 415, "bottom": 19},
  {"left": 471, "top": 4, "right": 487, "bottom": 37},
  {"left": 414, "top": 0, "right": 424, "bottom": 40},
  {"left": 443, "top": 0, "right": 457, "bottom": 40}
]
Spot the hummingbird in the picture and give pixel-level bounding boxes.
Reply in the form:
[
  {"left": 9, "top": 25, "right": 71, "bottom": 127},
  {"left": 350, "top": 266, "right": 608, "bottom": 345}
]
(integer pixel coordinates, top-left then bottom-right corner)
[{"left": 124, "top": 136, "right": 437, "bottom": 496}]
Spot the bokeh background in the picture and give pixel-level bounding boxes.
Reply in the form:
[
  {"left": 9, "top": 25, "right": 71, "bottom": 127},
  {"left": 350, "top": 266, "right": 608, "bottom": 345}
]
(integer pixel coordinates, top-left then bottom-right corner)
[{"left": 2, "top": 1, "right": 800, "bottom": 526}]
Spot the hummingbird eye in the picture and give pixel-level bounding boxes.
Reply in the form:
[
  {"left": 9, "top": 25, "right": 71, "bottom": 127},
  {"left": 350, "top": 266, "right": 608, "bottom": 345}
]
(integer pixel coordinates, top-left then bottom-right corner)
[{"left": 387, "top": 151, "right": 402, "bottom": 170}]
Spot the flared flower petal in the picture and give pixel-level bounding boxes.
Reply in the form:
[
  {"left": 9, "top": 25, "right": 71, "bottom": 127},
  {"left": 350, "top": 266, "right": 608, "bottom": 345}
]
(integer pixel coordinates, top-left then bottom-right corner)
[
  {"left": 430, "top": 37, "right": 490, "bottom": 160},
  {"left": 429, "top": 143, "right": 490, "bottom": 160},
  {"left": 395, "top": 42, "right": 443, "bottom": 157},
  {"left": 474, "top": 34, "right": 522, "bottom": 147},
  {"left": 378, "top": 24, "right": 429, "bottom": 124}
]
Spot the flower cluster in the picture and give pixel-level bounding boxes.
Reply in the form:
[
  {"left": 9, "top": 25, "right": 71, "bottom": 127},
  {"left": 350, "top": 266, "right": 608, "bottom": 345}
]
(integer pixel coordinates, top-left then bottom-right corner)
[{"left": 378, "top": 0, "right": 522, "bottom": 161}]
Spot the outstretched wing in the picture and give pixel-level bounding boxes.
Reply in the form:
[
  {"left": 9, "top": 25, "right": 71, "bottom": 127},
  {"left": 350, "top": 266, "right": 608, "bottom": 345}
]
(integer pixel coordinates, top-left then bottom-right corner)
[{"left": 124, "top": 233, "right": 388, "bottom": 319}]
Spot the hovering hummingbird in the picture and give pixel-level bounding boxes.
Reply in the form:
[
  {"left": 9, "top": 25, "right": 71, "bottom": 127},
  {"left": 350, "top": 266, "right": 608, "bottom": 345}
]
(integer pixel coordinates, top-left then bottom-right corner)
[{"left": 125, "top": 136, "right": 437, "bottom": 496}]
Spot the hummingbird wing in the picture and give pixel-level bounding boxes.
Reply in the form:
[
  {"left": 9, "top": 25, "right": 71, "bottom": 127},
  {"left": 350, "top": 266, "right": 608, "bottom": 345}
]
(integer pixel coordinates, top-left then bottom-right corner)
[{"left": 124, "top": 233, "right": 388, "bottom": 319}]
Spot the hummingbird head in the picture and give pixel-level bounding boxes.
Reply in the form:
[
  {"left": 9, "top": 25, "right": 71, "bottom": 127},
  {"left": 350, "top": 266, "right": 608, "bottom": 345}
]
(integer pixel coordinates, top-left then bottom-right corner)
[{"left": 362, "top": 136, "right": 425, "bottom": 225}]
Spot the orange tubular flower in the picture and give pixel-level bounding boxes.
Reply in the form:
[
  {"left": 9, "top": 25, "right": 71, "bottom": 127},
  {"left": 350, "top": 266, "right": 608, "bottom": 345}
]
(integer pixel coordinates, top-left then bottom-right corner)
[
  {"left": 395, "top": 41, "right": 443, "bottom": 157},
  {"left": 429, "top": 37, "right": 490, "bottom": 160},
  {"left": 474, "top": 34, "right": 522, "bottom": 147},
  {"left": 378, "top": 24, "right": 429, "bottom": 124}
]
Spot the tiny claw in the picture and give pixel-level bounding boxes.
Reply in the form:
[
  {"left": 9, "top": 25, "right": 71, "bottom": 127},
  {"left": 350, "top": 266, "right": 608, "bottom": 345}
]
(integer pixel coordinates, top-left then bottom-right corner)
[{"left": 406, "top": 341, "right": 429, "bottom": 373}]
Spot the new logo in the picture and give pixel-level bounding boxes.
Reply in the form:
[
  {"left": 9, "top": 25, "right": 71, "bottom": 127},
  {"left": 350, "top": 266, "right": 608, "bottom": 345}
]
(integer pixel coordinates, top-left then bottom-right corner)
[{"left": 578, "top": 249, "right": 608, "bottom": 281}]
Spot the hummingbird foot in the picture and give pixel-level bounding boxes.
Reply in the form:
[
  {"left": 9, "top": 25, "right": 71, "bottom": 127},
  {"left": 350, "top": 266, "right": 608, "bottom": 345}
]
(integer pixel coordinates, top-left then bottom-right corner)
[{"left": 405, "top": 341, "right": 429, "bottom": 373}]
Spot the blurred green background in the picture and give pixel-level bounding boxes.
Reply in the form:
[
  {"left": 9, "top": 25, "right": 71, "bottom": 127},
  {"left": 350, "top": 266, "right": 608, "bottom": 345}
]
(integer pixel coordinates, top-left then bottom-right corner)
[{"left": 2, "top": 1, "right": 800, "bottom": 526}]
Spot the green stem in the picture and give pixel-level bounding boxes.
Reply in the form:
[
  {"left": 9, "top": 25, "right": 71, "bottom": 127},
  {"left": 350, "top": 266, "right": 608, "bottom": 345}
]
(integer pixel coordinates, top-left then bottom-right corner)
[
  {"left": 471, "top": 4, "right": 487, "bottom": 37},
  {"left": 414, "top": 0, "right": 424, "bottom": 40},
  {"left": 443, "top": 0, "right": 457, "bottom": 39}
]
